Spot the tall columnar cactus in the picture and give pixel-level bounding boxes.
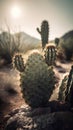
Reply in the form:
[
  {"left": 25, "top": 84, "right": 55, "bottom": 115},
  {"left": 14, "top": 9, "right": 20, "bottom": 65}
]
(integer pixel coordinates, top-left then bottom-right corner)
[
  {"left": 58, "top": 65, "right": 73, "bottom": 106},
  {"left": 13, "top": 51, "right": 55, "bottom": 108},
  {"left": 44, "top": 44, "right": 56, "bottom": 66},
  {"left": 37, "top": 20, "right": 49, "bottom": 49},
  {"left": 13, "top": 54, "right": 25, "bottom": 72}
]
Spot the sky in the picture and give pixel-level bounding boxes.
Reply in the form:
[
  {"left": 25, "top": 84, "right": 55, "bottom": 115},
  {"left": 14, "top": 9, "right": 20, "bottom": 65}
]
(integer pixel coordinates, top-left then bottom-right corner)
[{"left": 0, "top": 0, "right": 73, "bottom": 40}]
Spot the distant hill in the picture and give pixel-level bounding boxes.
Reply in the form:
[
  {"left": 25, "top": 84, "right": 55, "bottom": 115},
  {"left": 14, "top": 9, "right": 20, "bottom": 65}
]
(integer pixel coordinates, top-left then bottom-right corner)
[
  {"left": 59, "top": 30, "right": 73, "bottom": 60},
  {"left": 0, "top": 31, "right": 41, "bottom": 53},
  {"left": 60, "top": 30, "right": 73, "bottom": 44},
  {"left": 61, "top": 30, "right": 73, "bottom": 40},
  {"left": 14, "top": 32, "right": 41, "bottom": 52}
]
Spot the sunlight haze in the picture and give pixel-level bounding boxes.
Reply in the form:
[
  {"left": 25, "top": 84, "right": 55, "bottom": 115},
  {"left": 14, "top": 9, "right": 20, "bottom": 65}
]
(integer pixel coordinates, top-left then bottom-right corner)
[
  {"left": 0, "top": 0, "right": 73, "bottom": 40},
  {"left": 10, "top": 5, "right": 21, "bottom": 18}
]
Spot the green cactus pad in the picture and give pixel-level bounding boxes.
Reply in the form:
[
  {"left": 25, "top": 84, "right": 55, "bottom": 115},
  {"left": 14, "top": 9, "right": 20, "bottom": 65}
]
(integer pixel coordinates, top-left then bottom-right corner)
[{"left": 20, "top": 51, "right": 55, "bottom": 108}]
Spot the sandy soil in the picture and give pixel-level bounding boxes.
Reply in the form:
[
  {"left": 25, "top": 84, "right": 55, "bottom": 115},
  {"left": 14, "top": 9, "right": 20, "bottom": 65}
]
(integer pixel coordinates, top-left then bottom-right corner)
[{"left": 0, "top": 66, "right": 26, "bottom": 129}]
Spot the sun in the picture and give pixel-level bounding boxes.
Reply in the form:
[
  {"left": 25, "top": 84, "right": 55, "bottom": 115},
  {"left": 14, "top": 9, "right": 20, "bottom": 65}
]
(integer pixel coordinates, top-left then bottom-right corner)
[{"left": 11, "top": 5, "right": 21, "bottom": 18}]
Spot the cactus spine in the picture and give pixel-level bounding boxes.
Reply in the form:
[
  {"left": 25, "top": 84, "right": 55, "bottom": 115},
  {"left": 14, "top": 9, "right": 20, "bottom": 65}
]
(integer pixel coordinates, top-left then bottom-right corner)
[
  {"left": 13, "top": 54, "right": 25, "bottom": 72},
  {"left": 13, "top": 51, "right": 55, "bottom": 108},
  {"left": 37, "top": 20, "right": 49, "bottom": 49},
  {"left": 44, "top": 44, "right": 56, "bottom": 66}
]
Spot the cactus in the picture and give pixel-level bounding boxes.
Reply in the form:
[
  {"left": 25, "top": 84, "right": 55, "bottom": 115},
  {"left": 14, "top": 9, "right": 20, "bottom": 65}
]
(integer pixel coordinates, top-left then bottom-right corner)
[
  {"left": 14, "top": 51, "right": 55, "bottom": 108},
  {"left": 37, "top": 20, "right": 49, "bottom": 49},
  {"left": 65, "top": 65, "right": 73, "bottom": 104},
  {"left": 58, "top": 75, "right": 68, "bottom": 102},
  {"left": 13, "top": 54, "right": 25, "bottom": 72},
  {"left": 55, "top": 38, "right": 59, "bottom": 47},
  {"left": 44, "top": 44, "right": 56, "bottom": 66},
  {"left": 58, "top": 65, "right": 73, "bottom": 106}
]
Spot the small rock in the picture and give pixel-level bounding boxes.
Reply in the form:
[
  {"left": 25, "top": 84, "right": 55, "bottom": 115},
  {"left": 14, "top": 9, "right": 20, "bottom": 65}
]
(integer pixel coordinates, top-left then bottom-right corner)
[{"left": 5, "top": 105, "right": 73, "bottom": 130}]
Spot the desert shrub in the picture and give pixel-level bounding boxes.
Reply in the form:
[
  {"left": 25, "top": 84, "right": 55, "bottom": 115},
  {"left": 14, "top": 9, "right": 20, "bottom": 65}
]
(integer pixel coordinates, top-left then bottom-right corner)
[
  {"left": 0, "top": 31, "right": 20, "bottom": 64},
  {"left": 57, "top": 46, "right": 66, "bottom": 61}
]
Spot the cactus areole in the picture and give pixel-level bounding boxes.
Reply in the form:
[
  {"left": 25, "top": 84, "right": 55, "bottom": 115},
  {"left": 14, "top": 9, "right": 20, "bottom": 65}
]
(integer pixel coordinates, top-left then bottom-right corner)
[{"left": 37, "top": 20, "right": 49, "bottom": 49}]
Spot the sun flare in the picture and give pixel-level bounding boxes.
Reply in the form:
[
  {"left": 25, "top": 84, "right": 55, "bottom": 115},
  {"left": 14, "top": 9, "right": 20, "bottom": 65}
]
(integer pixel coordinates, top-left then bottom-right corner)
[{"left": 11, "top": 5, "right": 21, "bottom": 18}]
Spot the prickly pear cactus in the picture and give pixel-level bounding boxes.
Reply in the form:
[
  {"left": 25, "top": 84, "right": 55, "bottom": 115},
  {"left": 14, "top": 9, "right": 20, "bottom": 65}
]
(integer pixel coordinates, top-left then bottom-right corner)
[
  {"left": 14, "top": 51, "right": 55, "bottom": 108},
  {"left": 37, "top": 20, "right": 49, "bottom": 49},
  {"left": 13, "top": 54, "right": 25, "bottom": 72},
  {"left": 44, "top": 44, "right": 56, "bottom": 66}
]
